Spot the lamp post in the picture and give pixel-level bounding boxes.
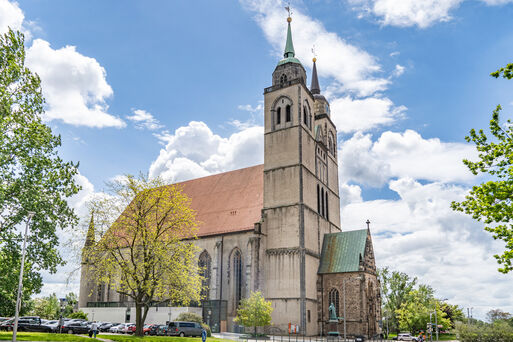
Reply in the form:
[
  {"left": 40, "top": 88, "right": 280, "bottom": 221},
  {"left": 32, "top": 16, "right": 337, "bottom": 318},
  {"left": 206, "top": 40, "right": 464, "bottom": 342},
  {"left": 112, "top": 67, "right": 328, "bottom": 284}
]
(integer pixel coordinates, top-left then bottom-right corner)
[{"left": 12, "top": 211, "right": 35, "bottom": 342}]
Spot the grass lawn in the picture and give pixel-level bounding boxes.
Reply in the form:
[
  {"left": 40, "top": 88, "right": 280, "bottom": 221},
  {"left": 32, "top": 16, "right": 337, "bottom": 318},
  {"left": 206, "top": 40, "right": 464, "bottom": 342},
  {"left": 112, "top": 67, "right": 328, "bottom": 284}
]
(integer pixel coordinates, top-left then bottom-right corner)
[
  {"left": 0, "top": 331, "right": 92, "bottom": 341},
  {"left": 106, "top": 336, "right": 232, "bottom": 342}
]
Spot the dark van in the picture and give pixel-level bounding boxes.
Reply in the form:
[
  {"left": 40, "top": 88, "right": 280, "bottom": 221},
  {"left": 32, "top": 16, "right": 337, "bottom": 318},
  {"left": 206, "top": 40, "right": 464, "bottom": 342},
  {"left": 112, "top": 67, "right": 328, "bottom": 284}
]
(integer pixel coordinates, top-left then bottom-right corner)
[{"left": 167, "top": 321, "right": 202, "bottom": 337}]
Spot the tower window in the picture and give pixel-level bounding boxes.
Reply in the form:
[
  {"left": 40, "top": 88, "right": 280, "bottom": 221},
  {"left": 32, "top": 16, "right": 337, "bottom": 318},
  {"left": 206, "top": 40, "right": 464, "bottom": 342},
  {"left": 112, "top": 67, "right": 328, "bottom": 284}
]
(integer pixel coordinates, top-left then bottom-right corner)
[
  {"left": 280, "top": 74, "right": 288, "bottom": 86},
  {"left": 277, "top": 107, "right": 281, "bottom": 124},
  {"left": 325, "top": 191, "right": 329, "bottom": 220},
  {"left": 317, "top": 184, "right": 320, "bottom": 214},
  {"left": 286, "top": 105, "right": 291, "bottom": 122},
  {"left": 303, "top": 106, "right": 308, "bottom": 126},
  {"left": 321, "top": 188, "right": 325, "bottom": 218}
]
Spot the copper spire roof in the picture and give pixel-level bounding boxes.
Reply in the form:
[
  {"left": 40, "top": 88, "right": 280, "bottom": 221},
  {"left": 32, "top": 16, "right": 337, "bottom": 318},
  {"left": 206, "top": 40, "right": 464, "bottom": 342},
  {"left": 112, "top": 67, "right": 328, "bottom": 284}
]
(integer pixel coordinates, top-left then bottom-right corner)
[
  {"left": 310, "top": 59, "right": 320, "bottom": 94},
  {"left": 174, "top": 164, "right": 263, "bottom": 237}
]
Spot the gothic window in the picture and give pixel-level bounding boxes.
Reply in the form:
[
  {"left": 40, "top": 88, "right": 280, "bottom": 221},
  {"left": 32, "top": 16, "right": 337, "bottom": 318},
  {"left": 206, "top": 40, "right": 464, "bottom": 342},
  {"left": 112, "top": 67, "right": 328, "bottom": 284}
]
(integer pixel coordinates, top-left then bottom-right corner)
[
  {"left": 303, "top": 106, "right": 308, "bottom": 125},
  {"left": 199, "top": 250, "right": 212, "bottom": 300},
  {"left": 97, "top": 284, "right": 103, "bottom": 302},
  {"left": 280, "top": 74, "right": 288, "bottom": 86},
  {"left": 232, "top": 249, "right": 243, "bottom": 306},
  {"left": 328, "top": 132, "right": 336, "bottom": 155},
  {"left": 321, "top": 188, "right": 325, "bottom": 218},
  {"left": 329, "top": 288, "right": 340, "bottom": 317},
  {"left": 285, "top": 105, "right": 291, "bottom": 122},
  {"left": 325, "top": 191, "right": 329, "bottom": 220},
  {"left": 277, "top": 107, "right": 281, "bottom": 125},
  {"left": 317, "top": 184, "right": 320, "bottom": 214}
]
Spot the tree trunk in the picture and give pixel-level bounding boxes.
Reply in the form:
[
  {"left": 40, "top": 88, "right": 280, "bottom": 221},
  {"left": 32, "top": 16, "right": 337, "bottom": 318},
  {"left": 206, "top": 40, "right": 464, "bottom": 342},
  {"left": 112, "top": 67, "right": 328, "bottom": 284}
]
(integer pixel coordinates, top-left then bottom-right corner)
[{"left": 135, "top": 302, "right": 143, "bottom": 336}]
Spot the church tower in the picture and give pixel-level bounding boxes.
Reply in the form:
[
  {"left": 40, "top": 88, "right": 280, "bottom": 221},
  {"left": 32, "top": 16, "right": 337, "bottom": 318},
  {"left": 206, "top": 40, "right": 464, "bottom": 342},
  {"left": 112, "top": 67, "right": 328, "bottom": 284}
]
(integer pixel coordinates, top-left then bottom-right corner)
[{"left": 262, "top": 16, "right": 341, "bottom": 335}]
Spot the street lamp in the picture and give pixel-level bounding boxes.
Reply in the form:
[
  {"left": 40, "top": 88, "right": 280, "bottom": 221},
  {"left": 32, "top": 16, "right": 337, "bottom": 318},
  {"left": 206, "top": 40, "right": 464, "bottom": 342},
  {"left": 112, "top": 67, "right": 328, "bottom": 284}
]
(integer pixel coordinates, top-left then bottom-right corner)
[{"left": 12, "top": 211, "right": 35, "bottom": 342}]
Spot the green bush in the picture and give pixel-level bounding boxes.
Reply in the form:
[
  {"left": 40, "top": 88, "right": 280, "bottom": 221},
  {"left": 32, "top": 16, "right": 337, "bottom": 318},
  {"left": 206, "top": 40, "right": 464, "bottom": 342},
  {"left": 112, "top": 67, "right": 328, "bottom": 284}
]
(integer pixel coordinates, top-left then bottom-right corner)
[
  {"left": 68, "top": 310, "right": 88, "bottom": 319},
  {"left": 175, "top": 312, "right": 211, "bottom": 336},
  {"left": 457, "top": 321, "right": 513, "bottom": 342}
]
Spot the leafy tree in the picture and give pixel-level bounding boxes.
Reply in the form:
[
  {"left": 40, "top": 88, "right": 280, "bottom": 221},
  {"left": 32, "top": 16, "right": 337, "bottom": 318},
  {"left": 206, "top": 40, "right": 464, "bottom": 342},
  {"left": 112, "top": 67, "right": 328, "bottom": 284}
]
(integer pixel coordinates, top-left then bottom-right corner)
[
  {"left": 62, "top": 292, "right": 78, "bottom": 317},
  {"left": 234, "top": 291, "right": 273, "bottom": 336},
  {"left": 31, "top": 293, "right": 60, "bottom": 319},
  {"left": 68, "top": 310, "right": 88, "bottom": 319},
  {"left": 486, "top": 309, "right": 512, "bottom": 323},
  {"left": 0, "top": 29, "right": 80, "bottom": 315},
  {"left": 378, "top": 267, "right": 417, "bottom": 334},
  {"left": 84, "top": 174, "right": 202, "bottom": 336},
  {"left": 396, "top": 285, "right": 450, "bottom": 334},
  {"left": 441, "top": 303, "right": 465, "bottom": 328},
  {"left": 451, "top": 64, "right": 513, "bottom": 273}
]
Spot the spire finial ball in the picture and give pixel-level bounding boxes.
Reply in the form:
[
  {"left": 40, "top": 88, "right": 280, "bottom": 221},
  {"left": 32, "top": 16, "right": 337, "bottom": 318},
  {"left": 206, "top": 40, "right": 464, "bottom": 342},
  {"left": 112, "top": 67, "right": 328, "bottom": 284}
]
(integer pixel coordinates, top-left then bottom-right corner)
[
  {"left": 287, "top": 16, "right": 292, "bottom": 23},
  {"left": 313, "top": 57, "right": 317, "bottom": 63}
]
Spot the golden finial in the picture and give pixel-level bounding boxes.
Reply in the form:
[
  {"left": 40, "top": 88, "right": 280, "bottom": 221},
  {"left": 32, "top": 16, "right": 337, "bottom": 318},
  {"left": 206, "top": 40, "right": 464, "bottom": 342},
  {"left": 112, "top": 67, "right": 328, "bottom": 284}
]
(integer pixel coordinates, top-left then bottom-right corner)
[
  {"left": 285, "top": 2, "right": 292, "bottom": 22},
  {"left": 313, "top": 57, "right": 317, "bottom": 62},
  {"left": 312, "top": 45, "right": 317, "bottom": 62}
]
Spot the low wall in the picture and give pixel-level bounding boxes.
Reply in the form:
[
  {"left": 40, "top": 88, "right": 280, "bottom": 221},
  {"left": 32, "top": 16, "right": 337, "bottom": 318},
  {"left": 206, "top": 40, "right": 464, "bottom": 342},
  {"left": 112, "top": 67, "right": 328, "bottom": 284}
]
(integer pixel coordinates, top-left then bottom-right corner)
[{"left": 79, "top": 306, "right": 202, "bottom": 324}]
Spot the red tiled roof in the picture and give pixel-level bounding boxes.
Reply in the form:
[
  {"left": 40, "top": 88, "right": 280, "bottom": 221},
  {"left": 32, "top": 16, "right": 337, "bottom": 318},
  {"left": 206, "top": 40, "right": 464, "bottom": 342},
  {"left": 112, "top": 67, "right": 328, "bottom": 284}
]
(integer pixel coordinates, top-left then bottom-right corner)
[{"left": 174, "top": 164, "right": 264, "bottom": 237}]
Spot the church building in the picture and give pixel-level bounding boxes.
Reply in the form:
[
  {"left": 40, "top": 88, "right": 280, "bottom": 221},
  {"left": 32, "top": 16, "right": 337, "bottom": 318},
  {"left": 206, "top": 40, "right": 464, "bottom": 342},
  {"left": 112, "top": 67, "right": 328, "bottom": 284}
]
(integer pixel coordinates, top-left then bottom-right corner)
[{"left": 79, "top": 15, "right": 381, "bottom": 337}]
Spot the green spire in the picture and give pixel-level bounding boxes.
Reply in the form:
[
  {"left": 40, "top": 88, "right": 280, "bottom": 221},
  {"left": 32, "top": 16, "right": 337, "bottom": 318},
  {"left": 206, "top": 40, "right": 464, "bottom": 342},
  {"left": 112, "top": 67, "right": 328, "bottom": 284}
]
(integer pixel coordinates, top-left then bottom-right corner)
[{"left": 284, "top": 17, "right": 295, "bottom": 58}]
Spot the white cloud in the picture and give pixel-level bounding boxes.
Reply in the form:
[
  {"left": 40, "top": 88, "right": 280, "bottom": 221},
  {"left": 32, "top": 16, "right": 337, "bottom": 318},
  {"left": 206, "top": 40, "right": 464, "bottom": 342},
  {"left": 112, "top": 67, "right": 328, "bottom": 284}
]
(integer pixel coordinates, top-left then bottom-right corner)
[
  {"left": 342, "top": 178, "right": 513, "bottom": 319},
  {"left": 350, "top": 0, "right": 513, "bottom": 28},
  {"left": 242, "top": 0, "right": 389, "bottom": 97},
  {"left": 339, "top": 129, "right": 477, "bottom": 186},
  {"left": 149, "top": 121, "right": 264, "bottom": 183},
  {"left": 330, "top": 96, "right": 406, "bottom": 133},
  {"left": 0, "top": 0, "right": 24, "bottom": 35},
  {"left": 238, "top": 103, "right": 263, "bottom": 113},
  {"left": 392, "top": 64, "right": 405, "bottom": 77},
  {"left": 126, "top": 109, "right": 163, "bottom": 130},
  {"left": 26, "top": 39, "right": 125, "bottom": 128}
]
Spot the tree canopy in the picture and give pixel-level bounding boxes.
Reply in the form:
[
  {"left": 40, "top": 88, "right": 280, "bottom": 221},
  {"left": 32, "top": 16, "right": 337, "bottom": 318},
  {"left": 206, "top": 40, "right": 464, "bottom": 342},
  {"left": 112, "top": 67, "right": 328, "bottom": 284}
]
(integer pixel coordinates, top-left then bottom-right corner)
[
  {"left": 84, "top": 174, "right": 202, "bottom": 336},
  {"left": 234, "top": 291, "right": 273, "bottom": 336},
  {"left": 0, "top": 29, "right": 80, "bottom": 316},
  {"left": 451, "top": 63, "right": 513, "bottom": 273}
]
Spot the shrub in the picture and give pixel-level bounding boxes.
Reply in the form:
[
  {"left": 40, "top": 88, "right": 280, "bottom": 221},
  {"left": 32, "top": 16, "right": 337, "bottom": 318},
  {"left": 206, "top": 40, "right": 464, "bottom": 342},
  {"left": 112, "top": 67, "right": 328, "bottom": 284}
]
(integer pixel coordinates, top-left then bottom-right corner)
[
  {"left": 176, "top": 312, "right": 202, "bottom": 324},
  {"left": 456, "top": 321, "right": 513, "bottom": 342},
  {"left": 68, "top": 311, "right": 88, "bottom": 319}
]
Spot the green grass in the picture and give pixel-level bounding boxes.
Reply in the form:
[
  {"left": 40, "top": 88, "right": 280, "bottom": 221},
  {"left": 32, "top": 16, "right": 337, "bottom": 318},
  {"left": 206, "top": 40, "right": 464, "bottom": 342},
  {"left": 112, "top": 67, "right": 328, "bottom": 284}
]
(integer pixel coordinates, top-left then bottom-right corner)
[
  {"left": 0, "top": 331, "right": 92, "bottom": 341},
  {"left": 105, "top": 336, "right": 231, "bottom": 342}
]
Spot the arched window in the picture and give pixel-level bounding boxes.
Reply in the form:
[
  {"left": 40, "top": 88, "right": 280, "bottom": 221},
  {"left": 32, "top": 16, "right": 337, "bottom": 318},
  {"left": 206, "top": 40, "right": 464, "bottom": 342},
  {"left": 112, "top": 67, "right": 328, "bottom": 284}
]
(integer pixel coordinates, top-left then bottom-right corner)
[
  {"left": 325, "top": 191, "right": 329, "bottom": 220},
  {"left": 199, "top": 251, "right": 212, "bottom": 300},
  {"left": 277, "top": 107, "right": 281, "bottom": 125},
  {"left": 317, "top": 184, "right": 320, "bottom": 214},
  {"left": 303, "top": 106, "right": 308, "bottom": 125},
  {"left": 280, "top": 74, "right": 288, "bottom": 86},
  {"left": 286, "top": 105, "right": 291, "bottom": 122},
  {"left": 329, "top": 288, "right": 340, "bottom": 317},
  {"left": 321, "top": 188, "right": 325, "bottom": 218},
  {"left": 233, "top": 249, "right": 243, "bottom": 305}
]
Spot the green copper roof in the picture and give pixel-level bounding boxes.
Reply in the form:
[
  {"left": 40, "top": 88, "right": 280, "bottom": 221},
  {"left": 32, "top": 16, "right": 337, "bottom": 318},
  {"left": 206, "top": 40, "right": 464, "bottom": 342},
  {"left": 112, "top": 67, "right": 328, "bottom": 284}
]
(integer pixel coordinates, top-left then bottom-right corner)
[
  {"left": 284, "top": 21, "right": 295, "bottom": 58},
  {"left": 318, "top": 229, "right": 368, "bottom": 274},
  {"left": 277, "top": 56, "right": 301, "bottom": 66}
]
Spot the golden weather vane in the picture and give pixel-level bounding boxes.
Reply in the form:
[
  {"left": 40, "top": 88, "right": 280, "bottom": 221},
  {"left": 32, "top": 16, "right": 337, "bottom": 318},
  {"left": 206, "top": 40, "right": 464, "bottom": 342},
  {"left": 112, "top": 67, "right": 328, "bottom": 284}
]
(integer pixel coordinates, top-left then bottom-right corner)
[
  {"left": 285, "top": 1, "right": 293, "bottom": 20},
  {"left": 311, "top": 45, "right": 317, "bottom": 62}
]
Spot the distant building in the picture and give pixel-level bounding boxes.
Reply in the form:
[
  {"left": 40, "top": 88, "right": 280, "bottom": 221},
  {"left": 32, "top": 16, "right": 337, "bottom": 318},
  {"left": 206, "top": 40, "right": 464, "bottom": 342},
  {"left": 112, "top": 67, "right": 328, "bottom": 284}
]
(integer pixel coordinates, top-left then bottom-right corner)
[{"left": 79, "top": 14, "right": 381, "bottom": 337}]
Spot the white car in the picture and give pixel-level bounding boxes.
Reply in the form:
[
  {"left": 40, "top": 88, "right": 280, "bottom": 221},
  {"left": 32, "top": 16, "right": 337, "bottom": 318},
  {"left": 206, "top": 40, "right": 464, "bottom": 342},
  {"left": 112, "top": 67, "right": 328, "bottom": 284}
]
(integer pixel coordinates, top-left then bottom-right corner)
[
  {"left": 397, "top": 333, "right": 418, "bottom": 341},
  {"left": 122, "top": 323, "right": 135, "bottom": 334},
  {"left": 109, "top": 324, "right": 126, "bottom": 333}
]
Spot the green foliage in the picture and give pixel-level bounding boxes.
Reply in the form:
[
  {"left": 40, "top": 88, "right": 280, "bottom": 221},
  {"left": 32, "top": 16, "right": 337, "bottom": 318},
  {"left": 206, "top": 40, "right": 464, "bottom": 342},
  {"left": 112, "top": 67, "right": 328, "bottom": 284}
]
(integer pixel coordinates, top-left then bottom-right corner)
[
  {"left": 234, "top": 291, "right": 273, "bottom": 335},
  {"left": 486, "top": 308, "right": 512, "bottom": 323},
  {"left": 85, "top": 174, "right": 202, "bottom": 336},
  {"left": 176, "top": 312, "right": 202, "bottom": 324},
  {"left": 61, "top": 292, "right": 78, "bottom": 317},
  {"left": 68, "top": 310, "right": 88, "bottom": 319},
  {"left": 395, "top": 285, "right": 450, "bottom": 333},
  {"left": 30, "top": 293, "right": 60, "bottom": 319},
  {"left": 0, "top": 29, "right": 80, "bottom": 315},
  {"left": 456, "top": 321, "right": 513, "bottom": 342},
  {"left": 440, "top": 303, "right": 465, "bottom": 328},
  {"left": 378, "top": 267, "right": 417, "bottom": 334},
  {"left": 452, "top": 65, "right": 513, "bottom": 273}
]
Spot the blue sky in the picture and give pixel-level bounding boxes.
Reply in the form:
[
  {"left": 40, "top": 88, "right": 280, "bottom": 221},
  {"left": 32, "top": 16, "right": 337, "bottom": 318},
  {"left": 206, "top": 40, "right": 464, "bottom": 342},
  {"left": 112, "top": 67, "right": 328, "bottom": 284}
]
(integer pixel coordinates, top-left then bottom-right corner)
[{"left": 3, "top": 0, "right": 513, "bottom": 319}]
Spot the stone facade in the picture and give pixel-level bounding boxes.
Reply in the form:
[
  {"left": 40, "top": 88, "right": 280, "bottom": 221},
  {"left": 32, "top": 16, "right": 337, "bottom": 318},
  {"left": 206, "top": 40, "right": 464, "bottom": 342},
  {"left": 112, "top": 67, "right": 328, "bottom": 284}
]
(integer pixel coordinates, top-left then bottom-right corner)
[{"left": 79, "top": 16, "right": 381, "bottom": 337}]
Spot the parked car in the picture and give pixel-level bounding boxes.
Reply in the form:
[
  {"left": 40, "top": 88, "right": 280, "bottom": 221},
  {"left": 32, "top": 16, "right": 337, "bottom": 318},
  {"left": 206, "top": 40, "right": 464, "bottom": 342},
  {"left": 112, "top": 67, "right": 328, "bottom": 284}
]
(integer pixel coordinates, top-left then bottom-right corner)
[
  {"left": 109, "top": 323, "right": 126, "bottom": 333},
  {"left": 167, "top": 321, "right": 202, "bottom": 337},
  {"left": 397, "top": 333, "right": 418, "bottom": 341},
  {"left": 143, "top": 324, "right": 154, "bottom": 335},
  {"left": 121, "top": 323, "right": 135, "bottom": 334},
  {"left": 99, "top": 322, "right": 116, "bottom": 332},
  {"left": 157, "top": 324, "right": 168, "bottom": 336},
  {"left": 42, "top": 320, "right": 59, "bottom": 332},
  {"left": 148, "top": 324, "right": 160, "bottom": 335},
  {"left": 6, "top": 317, "right": 53, "bottom": 333},
  {"left": 61, "top": 321, "right": 91, "bottom": 334},
  {"left": 0, "top": 319, "right": 13, "bottom": 331},
  {"left": 355, "top": 335, "right": 365, "bottom": 342}
]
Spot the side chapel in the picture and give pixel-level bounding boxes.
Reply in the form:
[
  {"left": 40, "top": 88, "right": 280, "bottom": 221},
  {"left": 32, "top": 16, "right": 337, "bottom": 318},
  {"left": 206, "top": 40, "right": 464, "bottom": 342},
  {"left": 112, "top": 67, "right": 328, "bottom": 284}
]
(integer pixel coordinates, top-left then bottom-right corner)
[{"left": 79, "top": 14, "right": 381, "bottom": 337}]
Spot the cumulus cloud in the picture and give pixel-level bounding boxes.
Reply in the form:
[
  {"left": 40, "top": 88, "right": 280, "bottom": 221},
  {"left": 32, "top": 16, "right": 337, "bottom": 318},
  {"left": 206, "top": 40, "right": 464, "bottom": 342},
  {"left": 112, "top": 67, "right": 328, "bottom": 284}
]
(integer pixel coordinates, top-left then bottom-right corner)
[
  {"left": 330, "top": 96, "right": 406, "bottom": 133},
  {"left": 349, "top": 0, "right": 513, "bottom": 28},
  {"left": 149, "top": 121, "right": 264, "bottom": 183},
  {"left": 339, "top": 129, "right": 477, "bottom": 186},
  {"left": 26, "top": 39, "right": 125, "bottom": 128},
  {"left": 127, "top": 109, "right": 163, "bottom": 130},
  {"left": 342, "top": 178, "right": 513, "bottom": 318},
  {"left": 0, "top": 0, "right": 31, "bottom": 37}
]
